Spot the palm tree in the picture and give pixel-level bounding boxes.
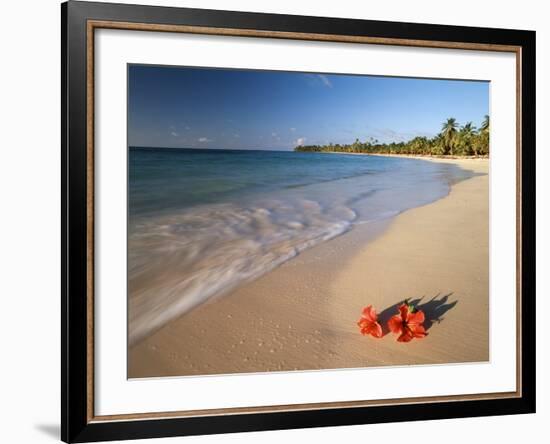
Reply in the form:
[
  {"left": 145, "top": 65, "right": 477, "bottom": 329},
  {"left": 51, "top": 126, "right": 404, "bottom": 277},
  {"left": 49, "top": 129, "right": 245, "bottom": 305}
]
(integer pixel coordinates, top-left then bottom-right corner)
[
  {"left": 458, "top": 122, "right": 476, "bottom": 155},
  {"left": 441, "top": 118, "right": 459, "bottom": 155},
  {"left": 480, "top": 115, "right": 490, "bottom": 133},
  {"left": 463, "top": 122, "right": 475, "bottom": 133},
  {"left": 478, "top": 115, "right": 490, "bottom": 155},
  {"left": 431, "top": 133, "right": 446, "bottom": 155}
]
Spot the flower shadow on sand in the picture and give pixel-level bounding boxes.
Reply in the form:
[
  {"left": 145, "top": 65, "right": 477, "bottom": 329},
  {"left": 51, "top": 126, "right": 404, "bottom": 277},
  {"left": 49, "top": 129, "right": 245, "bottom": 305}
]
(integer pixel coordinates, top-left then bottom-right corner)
[{"left": 377, "top": 292, "right": 458, "bottom": 337}]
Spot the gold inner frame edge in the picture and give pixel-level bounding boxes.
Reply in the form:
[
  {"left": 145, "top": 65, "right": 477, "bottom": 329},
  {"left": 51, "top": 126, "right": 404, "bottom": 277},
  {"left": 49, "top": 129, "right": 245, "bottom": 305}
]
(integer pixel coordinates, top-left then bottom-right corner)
[{"left": 85, "top": 19, "right": 523, "bottom": 423}]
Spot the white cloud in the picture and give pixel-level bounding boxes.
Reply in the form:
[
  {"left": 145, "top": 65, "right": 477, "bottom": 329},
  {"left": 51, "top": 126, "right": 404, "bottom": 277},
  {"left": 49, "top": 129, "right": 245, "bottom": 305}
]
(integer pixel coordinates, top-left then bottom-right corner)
[
  {"left": 304, "top": 73, "right": 333, "bottom": 88},
  {"left": 271, "top": 132, "right": 277, "bottom": 137},
  {"left": 290, "top": 127, "right": 296, "bottom": 132},
  {"left": 198, "top": 137, "right": 212, "bottom": 143},
  {"left": 317, "top": 74, "right": 332, "bottom": 88},
  {"left": 234, "top": 134, "right": 240, "bottom": 138},
  {"left": 294, "top": 137, "right": 307, "bottom": 146},
  {"left": 171, "top": 131, "right": 179, "bottom": 137}
]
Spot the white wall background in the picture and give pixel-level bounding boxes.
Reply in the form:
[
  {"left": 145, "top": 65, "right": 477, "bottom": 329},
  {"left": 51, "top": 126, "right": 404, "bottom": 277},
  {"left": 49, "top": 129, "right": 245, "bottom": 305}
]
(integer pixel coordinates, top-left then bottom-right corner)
[{"left": 0, "top": 0, "right": 546, "bottom": 443}]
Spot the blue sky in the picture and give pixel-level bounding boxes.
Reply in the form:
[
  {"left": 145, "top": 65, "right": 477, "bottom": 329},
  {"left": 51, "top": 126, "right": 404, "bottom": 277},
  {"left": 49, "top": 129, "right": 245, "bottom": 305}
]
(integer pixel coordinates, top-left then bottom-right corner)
[{"left": 128, "top": 65, "right": 489, "bottom": 150}]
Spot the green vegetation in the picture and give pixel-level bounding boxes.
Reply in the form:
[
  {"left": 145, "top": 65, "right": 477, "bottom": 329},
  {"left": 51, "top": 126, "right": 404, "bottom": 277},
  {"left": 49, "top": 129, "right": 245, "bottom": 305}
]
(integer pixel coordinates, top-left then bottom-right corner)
[{"left": 294, "top": 116, "right": 489, "bottom": 157}]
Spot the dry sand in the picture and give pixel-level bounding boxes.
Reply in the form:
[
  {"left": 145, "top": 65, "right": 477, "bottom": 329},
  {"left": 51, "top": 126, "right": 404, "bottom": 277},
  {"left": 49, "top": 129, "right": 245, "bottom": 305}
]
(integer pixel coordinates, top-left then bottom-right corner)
[{"left": 128, "top": 158, "right": 489, "bottom": 378}]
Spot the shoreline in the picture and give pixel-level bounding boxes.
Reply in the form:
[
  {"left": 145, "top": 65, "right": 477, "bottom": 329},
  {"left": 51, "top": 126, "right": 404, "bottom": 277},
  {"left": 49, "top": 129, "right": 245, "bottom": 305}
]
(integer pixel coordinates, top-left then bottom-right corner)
[{"left": 128, "top": 158, "right": 489, "bottom": 378}]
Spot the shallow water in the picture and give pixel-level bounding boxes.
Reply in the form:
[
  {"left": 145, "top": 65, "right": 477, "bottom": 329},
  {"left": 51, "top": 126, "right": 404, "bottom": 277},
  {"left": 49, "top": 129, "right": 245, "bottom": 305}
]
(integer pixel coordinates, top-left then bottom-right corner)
[{"left": 128, "top": 148, "right": 473, "bottom": 345}]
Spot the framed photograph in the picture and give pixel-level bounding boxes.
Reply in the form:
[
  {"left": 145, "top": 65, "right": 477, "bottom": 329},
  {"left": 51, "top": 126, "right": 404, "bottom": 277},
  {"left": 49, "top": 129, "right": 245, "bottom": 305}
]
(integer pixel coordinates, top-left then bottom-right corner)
[{"left": 61, "top": 1, "right": 535, "bottom": 442}]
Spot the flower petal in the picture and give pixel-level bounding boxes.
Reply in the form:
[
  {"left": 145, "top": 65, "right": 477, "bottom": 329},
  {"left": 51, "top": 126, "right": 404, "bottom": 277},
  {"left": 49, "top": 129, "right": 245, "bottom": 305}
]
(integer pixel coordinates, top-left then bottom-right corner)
[
  {"left": 397, "top": 329, "right": 414, "bottom": 342},
  {"left": 359, "top": 320, "right": 383, "bottom": 338},
  {"left": 408, "top": 310, "right": 425, "bottom": 325},
  {"left": 370, "top": 322, "right": 383, "bottom": 338},
  {"left": 398, "top": 303, "right": 410, "bottom": 322},
  {"left": 410, "top": 324, "right": 427, "bottom": 338},
  {"left": 361, "top": 305, "right": 378, "bottom": 323},
  {"left": 388, "top": 315, "right": 403, "bottom": 334}
]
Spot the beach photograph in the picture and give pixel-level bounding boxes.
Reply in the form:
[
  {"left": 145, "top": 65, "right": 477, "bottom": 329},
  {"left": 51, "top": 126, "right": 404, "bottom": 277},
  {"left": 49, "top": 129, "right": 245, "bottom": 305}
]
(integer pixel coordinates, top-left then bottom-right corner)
[{"left": 127, "top": 65, "right": 489, "bottom": 378}]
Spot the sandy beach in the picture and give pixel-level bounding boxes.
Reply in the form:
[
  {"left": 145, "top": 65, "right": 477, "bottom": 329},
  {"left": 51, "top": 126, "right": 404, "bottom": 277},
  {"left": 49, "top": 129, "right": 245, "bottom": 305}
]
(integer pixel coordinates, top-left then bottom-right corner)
[{"left": 128, "top": 158, "right": 489, "bottom": 378}]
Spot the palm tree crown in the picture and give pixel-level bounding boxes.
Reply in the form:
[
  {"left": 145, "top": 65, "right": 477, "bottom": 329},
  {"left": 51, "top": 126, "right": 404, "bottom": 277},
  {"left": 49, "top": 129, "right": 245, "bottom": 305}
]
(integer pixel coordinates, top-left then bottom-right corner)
[
  {"left": 461, "top": 122, "right": 476, "bottom": 135},
  {"left": 480, "top": 115, "right": 490, "bottom": 133}
]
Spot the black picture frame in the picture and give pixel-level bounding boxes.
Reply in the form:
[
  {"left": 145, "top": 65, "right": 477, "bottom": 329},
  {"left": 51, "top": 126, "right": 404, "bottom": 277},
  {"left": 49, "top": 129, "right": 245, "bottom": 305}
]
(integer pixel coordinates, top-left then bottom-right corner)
[{"left": 62, "top": 1, "right": 536, "bottom": 442}]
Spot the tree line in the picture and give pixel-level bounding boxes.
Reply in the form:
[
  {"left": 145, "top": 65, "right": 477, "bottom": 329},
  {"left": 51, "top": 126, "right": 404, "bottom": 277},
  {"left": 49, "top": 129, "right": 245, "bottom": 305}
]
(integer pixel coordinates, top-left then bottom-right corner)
[{"left": 294, "top": 116, "right": 489, "bottom": 157}]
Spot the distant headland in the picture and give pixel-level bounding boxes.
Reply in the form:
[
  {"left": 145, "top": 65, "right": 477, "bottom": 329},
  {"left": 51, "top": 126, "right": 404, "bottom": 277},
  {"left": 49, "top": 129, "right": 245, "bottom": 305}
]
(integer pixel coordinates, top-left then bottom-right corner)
[{"left": 295, "top": 116, "right": 489, "bottom": 157}]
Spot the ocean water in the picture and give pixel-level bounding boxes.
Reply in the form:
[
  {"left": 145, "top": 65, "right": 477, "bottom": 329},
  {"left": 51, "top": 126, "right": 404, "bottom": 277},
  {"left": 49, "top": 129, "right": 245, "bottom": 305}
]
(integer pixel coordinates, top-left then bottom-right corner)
[{"left": 128, "top": 147, "right": 472, "bottom": 345}]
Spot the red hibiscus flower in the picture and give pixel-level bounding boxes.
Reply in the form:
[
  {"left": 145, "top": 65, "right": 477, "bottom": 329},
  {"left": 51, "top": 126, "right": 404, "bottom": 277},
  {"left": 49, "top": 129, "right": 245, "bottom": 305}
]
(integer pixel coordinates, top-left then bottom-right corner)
[
  {"left": 388, "top": 303, "right": 427, "bottom": 342},
  {"left": 358, "top": 305, "right": 383, "bottom": 338}
]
